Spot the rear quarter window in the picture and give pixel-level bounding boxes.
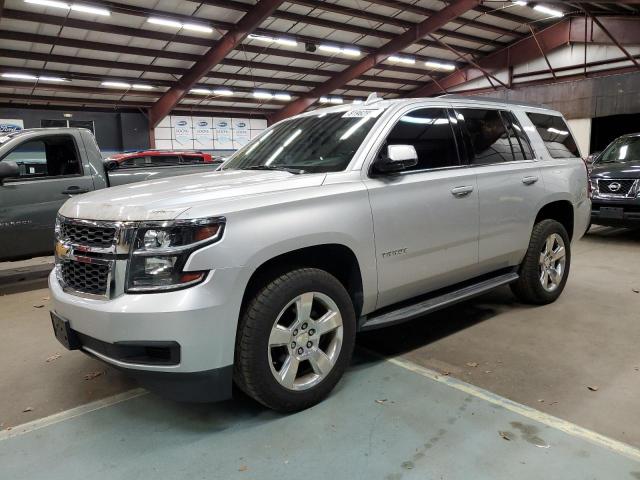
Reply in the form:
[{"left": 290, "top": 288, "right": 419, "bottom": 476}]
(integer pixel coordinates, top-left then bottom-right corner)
[{"left": 526, "top": 112, "right": 580, "bottom": 159}]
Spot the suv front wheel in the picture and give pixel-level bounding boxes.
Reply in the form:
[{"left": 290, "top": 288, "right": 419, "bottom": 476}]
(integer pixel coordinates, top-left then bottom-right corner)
[
  {"left": 234, "top": 268, "right": 356, "bottom": 412},
  {"left": 511, "top": 219, "right": 571, "bottom": 305}
]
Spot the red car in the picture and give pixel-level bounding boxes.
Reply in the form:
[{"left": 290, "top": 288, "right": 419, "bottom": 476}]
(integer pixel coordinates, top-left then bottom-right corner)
[{"left": 104, "top": 150, "right": 221, "bottom": 169}]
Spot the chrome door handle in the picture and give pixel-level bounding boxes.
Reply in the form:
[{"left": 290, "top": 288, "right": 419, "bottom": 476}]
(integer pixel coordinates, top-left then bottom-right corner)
[
  {"left": 522, "top": 176, "right": 539, "bottom": 185},
  {"left": 451, "top": 185, "right": 474, "bottom": 197}
]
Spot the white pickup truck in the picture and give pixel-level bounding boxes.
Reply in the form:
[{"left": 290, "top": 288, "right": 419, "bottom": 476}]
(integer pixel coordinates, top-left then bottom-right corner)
[{"left": 49, "top": 97, "right": 590, "bottom": 411}]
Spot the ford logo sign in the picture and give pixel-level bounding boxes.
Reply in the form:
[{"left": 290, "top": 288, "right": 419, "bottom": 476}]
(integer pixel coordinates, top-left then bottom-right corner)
[
  {"left": 237, "top": 122, "right": 246, "bottom": 128},
  {"left": 177, "top": 120, "right": 188, "bottom": 126},
  {"left": 218, "top": 122, "right": 228, "bottom": 127},
  {"left": 0, "top": 123, "right": 22, "bottom": 132},
  {"left": 197, "top": 121, "right": 208, "bottom": 127}
]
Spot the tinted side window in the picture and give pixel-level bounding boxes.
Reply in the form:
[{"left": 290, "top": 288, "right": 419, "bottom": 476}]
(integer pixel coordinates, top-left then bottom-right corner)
[
  {"left": 2, "top": 135, "right": 81, "bottom": 178},
  {"left": 501, "top": 111, "right": 534, "bottom": 161},
  {"left": 151, "top": 155, "right": 181, "bottom": 166},
  {"left": 384, "top": 108, "right": 460, "bottom": 171},
  {"left": 121, "top": 156, "right": 148, "bottom": 168},
  {"left": 526, "top": 112, "right": 579, "bottom": 158},
  {"left": 459, "top": 108, "right": 513, "bottom": 164},
  {"left": 181, "top": 155, "right": 204, "bottom": 164}
]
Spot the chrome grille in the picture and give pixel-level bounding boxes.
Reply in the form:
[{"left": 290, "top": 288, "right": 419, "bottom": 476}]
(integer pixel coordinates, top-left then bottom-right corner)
[
  {"left": 598, "top": 179, "right": 636, "bottom": 196},
  {"left": 60, "top": 222, "right": 116, "bottom": 248},
  {"left": 60, "top": 260, "right": 110, "bottom": 296}
]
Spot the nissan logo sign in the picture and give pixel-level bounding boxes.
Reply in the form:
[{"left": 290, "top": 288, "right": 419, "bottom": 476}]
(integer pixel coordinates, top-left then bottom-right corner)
[
  {"left": 177, "top": 120, "right": 188, "bottom": 126},
  {"left": 197, "top": 121, "right": 208, "bottom": 127},
  {"left": 608, "top": 182, "right": 622, "bottom": 192}
]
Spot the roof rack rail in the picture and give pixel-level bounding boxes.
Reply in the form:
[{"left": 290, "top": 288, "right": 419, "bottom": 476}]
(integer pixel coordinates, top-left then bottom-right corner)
[{"left": 438, "top": 94, "right": 550, "bottom": 110}]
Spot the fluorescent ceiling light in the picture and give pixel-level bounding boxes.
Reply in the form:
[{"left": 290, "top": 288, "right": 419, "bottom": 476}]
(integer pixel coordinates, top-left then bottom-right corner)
[
  {"left": 2, "top": 73, "right": 38, "bottom": 80},
  {"left": 248, "top": 34, "right": 274, "bottom": 43},
  {"left": 275, "top": 37, "right": 297, "bottom": 47},
  {"left": 101, "top": 81, "right": 131, "bottom": 88},
  {"left": 190, "top": 88, "right": 211, "bottom": 94},
  {"left": 38, "top": 76, "right": 67, "bottom": 82},
  {"left": 253, "top": 91, "right": 273, "bottom": 100},
  {"left": 183, "top": 23, "right": 213, "bottom": 33},
  {"left": 70, "top": 4, "right": 110, "bottom": 15},
  {"left": 25, "top": 0, "right": 111, "bottom": 15},
  {"left": 424, "top": 60, "right": 456, "bottom": 71},
  {"left": 274, "top": 93, "right": 291, "bottom": 101},
  {"left": 318, "top": 45, "right": 341, "bottom": 54},
  {"left": 319, "top": 96, "right": 343, "bottom": 104},
  {"left": 388, "top": 55, "right": 415, "bottom": 65},
  {"left": 147, "top": 17, "right": 184, "bottom": 29},
  {"left": 132, "top": 84, "right": 155, "bottom": 90},
  {"left": 533, "top": 5, "right": 563, "bottom": 17},
  {"left": 24, "top": 0, "right": 69, "bottom": 9},
  {"left": 342, "top": 47, "right": 360, "bottom": 57},
  {"left": 213, "top": 88, "right": 233, "bottom": 96}
]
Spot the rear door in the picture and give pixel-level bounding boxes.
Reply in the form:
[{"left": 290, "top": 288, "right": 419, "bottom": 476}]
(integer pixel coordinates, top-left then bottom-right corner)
[
  {"left": 0, "top": 132, "right": 94, "bottom": 259},
  {"left": 364, "top": 106, "right": 480, "bottom": 308},
  {"left": 455, "top": 107, "right": 546, "bottom": 272}
]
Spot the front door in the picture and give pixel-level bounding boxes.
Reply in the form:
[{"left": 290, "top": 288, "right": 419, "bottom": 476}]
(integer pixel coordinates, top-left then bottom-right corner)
[
  {"left": 0, "top": 133, "right": 94, "bottom": 260},
  {"left": 364, "top": 107, "right": 480, "bottom": 308}
]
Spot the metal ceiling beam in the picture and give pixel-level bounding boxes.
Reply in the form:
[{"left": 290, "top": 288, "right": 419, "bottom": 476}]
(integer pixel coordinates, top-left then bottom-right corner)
[
  {"left": 0, "top": 10, "right": 462, "bottom": 76},
  {"left": 269, "top": 0, "right": 481, "bottom": 123},
  {"left": 0, "top": 31, "right": 426, "bottom": 87},
  {"left": 196, "top": 0, "right": 507, "bottom": 48},
  {"left": 0, "top": 54, "right": 407, "bottom": 95},
  {"left": 511, "top": 54, "right": 640, "bottom": 79},
  {"left": 0, "top": 94, "right": 270, "bottom": 116},
  {"left": 150, "top": 0, "right": 304, "bottom": 127},
  {"left": 583, "top": 13, "right": 640, "bottom": 69},
  {"left": 410, "top": 15, "right": 640, "bottom": 97},
  {"left": 285, "top": 0, "right": 523, "bottom": 39},
  {"left": 362, "top": 0, "right": 529, "bottom": 36},
  {"left": 410, "top": 19, "right": 572, "bottom": 97}
]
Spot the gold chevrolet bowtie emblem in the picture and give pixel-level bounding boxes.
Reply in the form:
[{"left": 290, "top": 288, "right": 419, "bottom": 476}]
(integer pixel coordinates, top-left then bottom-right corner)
[{"left": 55, "top": 241, "right": 71, "bottom": 259}]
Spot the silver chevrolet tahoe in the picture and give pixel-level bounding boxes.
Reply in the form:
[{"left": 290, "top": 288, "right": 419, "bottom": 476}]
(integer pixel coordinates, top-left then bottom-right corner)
[{"left": 50, "top": 96, "right": 591, "bottom": 411}]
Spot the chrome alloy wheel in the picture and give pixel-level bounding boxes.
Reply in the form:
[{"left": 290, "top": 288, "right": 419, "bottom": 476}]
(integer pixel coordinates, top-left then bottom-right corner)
[
  {"left": 539, "top": 233, "right": 566, "bottom": 292},
  {"left": 268, "top": 292, "right": 343, "bottom": 391}
]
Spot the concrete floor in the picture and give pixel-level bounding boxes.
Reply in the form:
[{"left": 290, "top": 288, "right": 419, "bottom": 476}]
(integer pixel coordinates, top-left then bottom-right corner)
[{"left": 0, "top": 226, "right": 638, "bottom": 478}]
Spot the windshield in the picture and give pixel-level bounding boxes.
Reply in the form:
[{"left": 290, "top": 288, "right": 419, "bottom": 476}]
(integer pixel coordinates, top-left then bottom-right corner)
[
  {"left": 222, "top": 111, "right": 379, "bottom": 173},
  {"left": 597, "top": 136, "right": 640, "bottom": 164}
]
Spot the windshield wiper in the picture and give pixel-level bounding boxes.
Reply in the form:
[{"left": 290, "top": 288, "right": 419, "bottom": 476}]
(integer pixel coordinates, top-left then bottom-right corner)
[{"left": 241, "top": 165, "right": 306, "bottom": 174}]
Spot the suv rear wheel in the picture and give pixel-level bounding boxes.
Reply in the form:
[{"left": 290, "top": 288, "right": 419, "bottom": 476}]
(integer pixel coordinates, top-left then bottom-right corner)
[
  {"left": 511, "top": 219, "right": 571, "bottom": 305},
  {"left": 234, "top": 268, "right": 356, "bottom": 412}
]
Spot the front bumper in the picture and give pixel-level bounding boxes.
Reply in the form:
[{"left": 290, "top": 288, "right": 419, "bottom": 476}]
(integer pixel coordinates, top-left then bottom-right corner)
[
  {"left": 49, "top": 266, "right": 245, "bottom": 401},
  {"left": 591, "top": 199, "right": 640, "bottom": 227}
]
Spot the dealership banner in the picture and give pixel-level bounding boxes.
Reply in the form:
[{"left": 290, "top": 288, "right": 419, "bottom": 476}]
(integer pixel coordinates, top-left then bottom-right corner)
[
  {"left": 171, "top": 116, "right": 194, "bottom": 149},
  {"left": 0, "top": 119, "right": 24, "bottom": 133},
  {"left": 232, "top": 118, "right": 251, "bottom": 149},
  {"left": 193, "top": 117, "right": 213, "bottom": 150},
  {"left": 213, "top": 117, "right": 233, "bottom": 150}
]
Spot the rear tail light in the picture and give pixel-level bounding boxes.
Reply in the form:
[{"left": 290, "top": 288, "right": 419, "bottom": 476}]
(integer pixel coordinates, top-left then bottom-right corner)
[{"left": 582, "top": 158, "right": 592, "bottom": 198}]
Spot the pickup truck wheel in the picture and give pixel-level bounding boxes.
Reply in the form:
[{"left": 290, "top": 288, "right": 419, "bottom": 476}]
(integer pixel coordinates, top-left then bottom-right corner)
[
  {"left": 234, "top": 268, "right": 356, "bottom": 412},
  {"left": 510, "top": 219, "right": 571, "bottom": 305}
]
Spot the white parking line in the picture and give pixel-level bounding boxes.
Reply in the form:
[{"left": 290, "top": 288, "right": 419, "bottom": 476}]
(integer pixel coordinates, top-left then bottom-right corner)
[
  {"left": 0, "top": 388, "right": 147, "bottom": 441},
  {"left": 386, "top": 354, "right": 640, "bottom": 463}
]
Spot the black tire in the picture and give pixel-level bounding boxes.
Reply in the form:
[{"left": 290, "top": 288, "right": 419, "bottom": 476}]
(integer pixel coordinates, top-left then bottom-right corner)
[
  {"left": 510, "top": 219, "right": 571, "bottom": 305},
  {"left": 234, "top": 268, "right": 356, "bottom": 412}
]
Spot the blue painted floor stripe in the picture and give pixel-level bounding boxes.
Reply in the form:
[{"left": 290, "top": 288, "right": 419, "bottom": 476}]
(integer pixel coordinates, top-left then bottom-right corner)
[{"left": 0, "top": 355, "right": 638, "bottom": 480}]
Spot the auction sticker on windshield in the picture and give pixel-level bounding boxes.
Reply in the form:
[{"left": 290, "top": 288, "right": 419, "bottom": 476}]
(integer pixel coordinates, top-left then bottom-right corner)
[{"left": 342, "top": 109, "right": 385, "bottom": 119}]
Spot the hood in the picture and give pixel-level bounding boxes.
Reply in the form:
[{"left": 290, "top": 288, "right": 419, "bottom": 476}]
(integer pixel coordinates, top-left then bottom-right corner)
[
  {"left": 590, "top": 160, "right": 640, "bottom": 179},
  {"left": 59, "top": 169, "right": 326, "bottom": 221}
]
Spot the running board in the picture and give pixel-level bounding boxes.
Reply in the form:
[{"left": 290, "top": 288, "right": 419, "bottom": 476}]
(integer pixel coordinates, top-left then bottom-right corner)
[{"left": 359, "top": 272, "right": 519, "bottom": 331}]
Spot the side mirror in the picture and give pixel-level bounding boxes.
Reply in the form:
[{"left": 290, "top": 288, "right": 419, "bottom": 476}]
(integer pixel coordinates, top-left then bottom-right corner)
[
  {"left": 104, "top": 160, "right": 119, "bottom": 171},
  {"left": 373, "top": 144, "right": 418, "bottom": 174},
  {"left": 0, "top": 161, "right": 19, "bottom": 183}
]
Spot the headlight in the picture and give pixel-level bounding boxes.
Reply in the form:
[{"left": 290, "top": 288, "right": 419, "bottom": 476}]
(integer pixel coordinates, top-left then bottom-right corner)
[{"left": 126, "top": 217, "right": 224, "bottom": 293}]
